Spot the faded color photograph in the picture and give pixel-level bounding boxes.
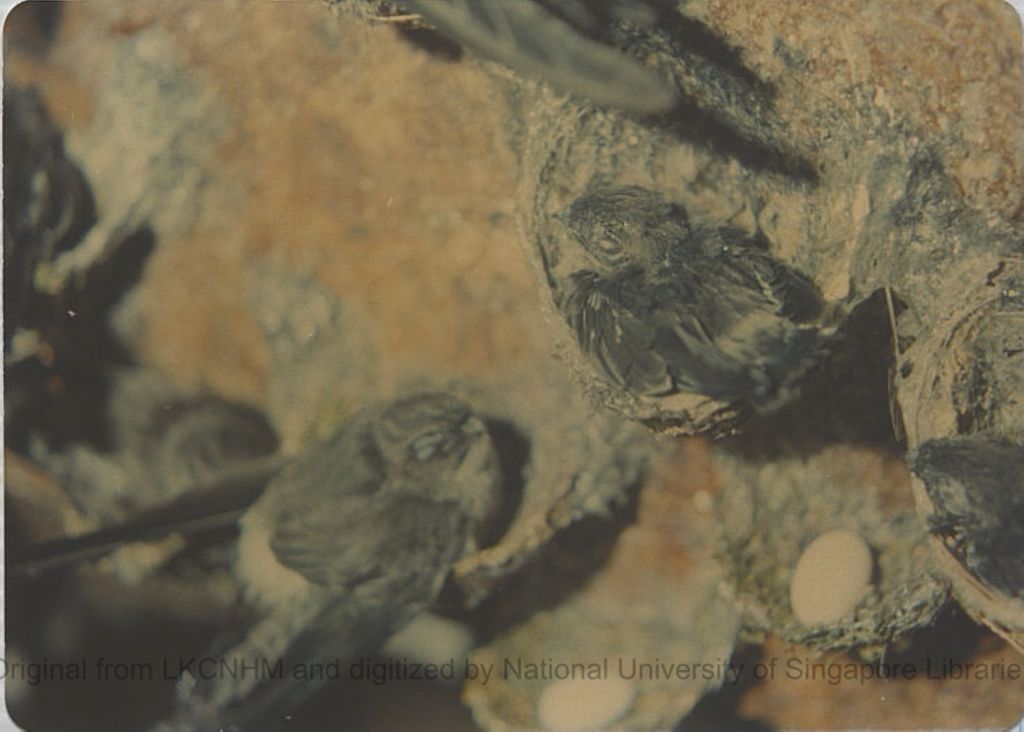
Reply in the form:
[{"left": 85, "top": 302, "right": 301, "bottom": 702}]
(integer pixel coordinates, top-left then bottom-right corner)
[{"left": 4, "top": 1, "right": 1023, "bottom": 729}]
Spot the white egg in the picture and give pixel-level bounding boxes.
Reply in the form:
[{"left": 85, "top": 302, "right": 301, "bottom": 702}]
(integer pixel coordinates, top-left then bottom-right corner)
[
  {"left": 537, "top": 677, "right": 635, "bottom": 730},
  {"left": 790, "top": 528, "right": 873, "bottom": 626}
]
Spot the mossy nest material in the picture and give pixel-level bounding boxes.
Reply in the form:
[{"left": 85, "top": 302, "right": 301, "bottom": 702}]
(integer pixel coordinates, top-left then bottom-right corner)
[{"left": 713, "top": 445, "right": 948, "bottom": 652}]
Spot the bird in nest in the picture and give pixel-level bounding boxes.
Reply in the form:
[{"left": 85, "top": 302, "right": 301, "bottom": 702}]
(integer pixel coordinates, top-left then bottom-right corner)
[{"left": 555, "top": 185, "right": 834, "bottom": 413}]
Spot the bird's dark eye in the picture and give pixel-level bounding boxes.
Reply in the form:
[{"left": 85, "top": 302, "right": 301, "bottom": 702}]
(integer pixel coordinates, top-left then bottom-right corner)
[{"left": 408, "top": 430, "right": 450, "bottom": 461}]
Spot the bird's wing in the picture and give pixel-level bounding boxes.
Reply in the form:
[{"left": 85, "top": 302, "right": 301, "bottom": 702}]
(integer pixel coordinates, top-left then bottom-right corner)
[
  {"left": 270, "top": 491, "right": 470, "bottom": 596},
  {"left": 565, "top": 268, "right": 752, "bottom": 398},
  {"left": 668, "top": 229, "right": 828, "bottom": 396},
  {"left": 741, "top": 249, "right": 825, "bottom": 323},
  {"left": 564, "top": 269, "right": 675, "bottom": 395},
  {"left": 9, "top": 454, "right": 287, "bottom": 577},
  {"left": 403, "top": 0, "right": 676, "bottom": 113},
  {"left": 689, "top": 228, "right": 822, "bottom": 323}
]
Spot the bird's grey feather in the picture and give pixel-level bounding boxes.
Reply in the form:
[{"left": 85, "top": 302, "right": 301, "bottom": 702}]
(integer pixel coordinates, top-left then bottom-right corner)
[
  {"left": 403, "top": 0, "right": 677, "bottom": 113},
  {"left": 270, "top": 493, "right": 468, "bottom": 590}
]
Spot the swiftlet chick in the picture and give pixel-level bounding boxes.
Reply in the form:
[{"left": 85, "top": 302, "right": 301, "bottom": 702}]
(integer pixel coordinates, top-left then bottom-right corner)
[
  {"left": 164, "top": 392, "right": 501, "bottom": 730},
  {"left": 558, "top": 186, "right": 830, "bottom": 412}
]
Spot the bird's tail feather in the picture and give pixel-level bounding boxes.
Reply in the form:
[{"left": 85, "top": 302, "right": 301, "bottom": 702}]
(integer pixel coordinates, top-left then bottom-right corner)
[{"left": 10, "top": 455, "right": 287, "bottom": 577}]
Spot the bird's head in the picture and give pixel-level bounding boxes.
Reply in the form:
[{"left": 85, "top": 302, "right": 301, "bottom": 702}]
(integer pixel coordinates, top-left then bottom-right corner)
[
  {"left": 559, "top": 186, "right": 690, "bottom": 270},
  {"left": 372, "top": 393, "right": 501, "bottom": 525}
]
